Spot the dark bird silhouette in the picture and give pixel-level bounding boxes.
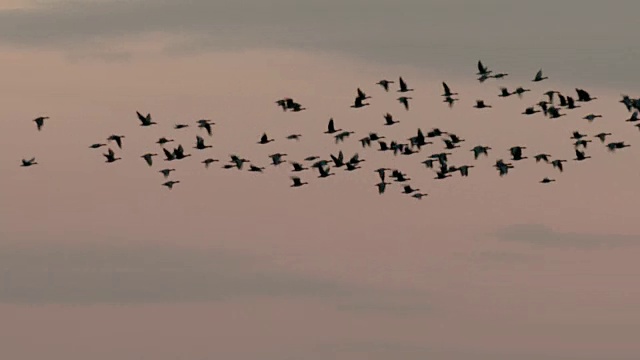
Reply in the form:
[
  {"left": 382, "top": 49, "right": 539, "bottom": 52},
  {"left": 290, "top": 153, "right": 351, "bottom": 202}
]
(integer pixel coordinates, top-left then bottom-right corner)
[
  {"left": 20, "top": 157, "right": 38, "bottom": 167},
  {"left": 202, "top": 158, "right": 219, "bottom": 168},
  {"left": 335, "top": 131, "right": 354, "bottom": 143},
  {"left": 625, "top": 111, "right": 639, "bottom": 122},
  {"left": 174, "top": 124, "right": 189, "bottom": 129},
  {"left": 291, "top": 176, "right": 308, "bottom": 187},
  {"left": 356, "top": 88, "right": 371, "bottom": 101},
  {"left": 325, "top": 118, "right": 341, "bottom": 134},
  {"left": 141, "top": 153, "right": 157, "bottom": 166},
  {"left": 383, "top": 113, "right": 399, "bottom": 126},
  {"left": 522, "top": 107, "right": 540, "bottom": 115},
  {"left": 194, "top": 135, "right": 212, "bottom": 150},
  {"left": 443, "top": 96, "right": 458, "bottom": 108},
  {"left": 576, "top": 88, "right": 596, "bottom": 102},
  {"left": 594, "top": 132, "right": 612, "bottom": 143},
  {"left": 574, "top": 149, "right": 591, "bottom": 161},
  {"left": 474, "top": 100, "right": 492, "bottom": 109},
  {"left": 375, "top": 181, "right": 391, "bottom": 194},
  {"left": 534, "top": 154, "right": 551, "bottom": 163},
  {"left": 583, "top": 114, "right": 602, "bottom": 122},
  {"left": 442, "top": 82, "right": 458, "bottom": 97},
  {"left": 197, "top": 119, "right": 214, "bottom": 136},
  {"left": 351, "top": 96, "right": 370, "bottom": 109},
  {"left": 510, "top": 146, "right": 527, "bottom": 161},
  {"left": 532, "top": 69, "right": 548, "bottom": 82},
  {"left": 103, "top": 148, "right": 121, "bottom": 163},
  {"left": 551, "top": 159, "right": 566, "bottom": 172},
  {"left": 107, "top": 135, "right": 125, "bottom": 149},
  {"left": 397, "top": 77, "right": 413, "bottom": 92},
  {"left": 540, "top": 177, "right": 555, "bottom": 184},
  {"left": 33, "top": 116, "right": 49, "bottom": 131},
  {"left": 513, "top": 87, "right": 531, "bottom": 97},
  {"left": 287, "top": 134, "right": 302, "bottom": 141},
  {"left": 136, "top": 111, "right": 156, "bottom": 126},
  {"left": 457, "top": 165, "right": 474, "bottom": 177},
  {"left": 606, "top": 142, "right": 631, "bottom": 152},
  {"left": 317, "top": 165, "right": 335, "bottom": 178},
  {"left": 498, "top": 87, "right": 512, "bottom": 98},
  {"left": 173, "top": 145, "right": 191, "bottom": 160},
  {"left": 477, "top": 60, "right": 492, "bottom": 76},
  {"left": 269, "top": 153, "right": 287, "bottom": 166},
  {"left": 89, "top": 143, "right": 106, "bottom": 149},
  {"left": 547, "top": 106, "right": 565, "bottom": 119},
  {"left": 258, "top": 133, "right": 274, "bottom": 144},
  {"left": 471, "top": 145, "right": 491, "bottom": 159},
  {"left": 162, "top": 180, "right": 180, "bottom": 189},
  {"left": 290, "top": 161, "right": 308, "bottom": 172},
  {"left": 398, "top": 96, "right": 412, "bottom": 110},
  {"left": 376, "top": 79, "right": 394, "bottom": 91},
  {"left": 159, "top": 168, "right": 176, "bottom": 178},
  {"left": 156, "top": 137, "right": 174, "bottom": 145},
  {"left": 248, "top": 165, "right": 265, "bottom": 173}
]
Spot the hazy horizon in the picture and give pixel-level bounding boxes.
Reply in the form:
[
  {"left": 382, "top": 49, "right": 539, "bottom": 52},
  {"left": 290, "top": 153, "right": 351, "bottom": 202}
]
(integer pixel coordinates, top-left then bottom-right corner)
[{"left": 1, "top": 1, "right": 640, "bottom": 360}]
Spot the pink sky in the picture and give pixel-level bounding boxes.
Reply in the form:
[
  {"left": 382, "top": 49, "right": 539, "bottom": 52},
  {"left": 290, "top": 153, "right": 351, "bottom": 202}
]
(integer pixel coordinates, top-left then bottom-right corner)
[{"left": 1, "top": 39, "right": 640, "bottom": 359}]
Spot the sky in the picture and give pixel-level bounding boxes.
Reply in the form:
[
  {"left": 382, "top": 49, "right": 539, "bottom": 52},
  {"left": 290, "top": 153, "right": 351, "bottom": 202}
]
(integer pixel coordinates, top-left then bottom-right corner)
[{"left": 1, "top": 1, "right": 640, "bottom": 359}]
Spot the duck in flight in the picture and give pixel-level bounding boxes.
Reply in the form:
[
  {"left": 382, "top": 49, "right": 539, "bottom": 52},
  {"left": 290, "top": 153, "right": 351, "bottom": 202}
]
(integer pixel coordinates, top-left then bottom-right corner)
[
  {"left": 397, "top": 77, "right": 414, "bottom": 92},
  {"left": 104, "top": 148, "right": 121, "bottom": 163},
  {"left": 376, "top": 79, "right": 394, "bottom": 91},
  {"left": 107, "top": 134, "right": 125, "bottom": 149},
  {"left": 258, "top": 133, "right": 274, "bottom": 144},
  {"left": 532, "top": 69, "right": 548, "bottom": 82},
  {"left": 141, "top": 153, "right": 158, "bottom": 166},
  {"left": 162, "top": 180, "right": 180, "bottom": 189},
  {"left": 136, "top": 111, "right": 157, "bottom": 126},
  {"left": 291, "top": 176, "right": 308, "bottom": 187},
  {"left": 33, "top": 116, "right": 49, "bottom": 131},
  {"left": 20, "top": 157, "right": 38, "bottom": 167}
]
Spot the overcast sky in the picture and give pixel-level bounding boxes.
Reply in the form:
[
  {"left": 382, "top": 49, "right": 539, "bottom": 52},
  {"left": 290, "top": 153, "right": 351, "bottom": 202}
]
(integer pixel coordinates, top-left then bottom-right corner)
[{"left": 1, "top": 1, "right": 640, "bottom": 360}]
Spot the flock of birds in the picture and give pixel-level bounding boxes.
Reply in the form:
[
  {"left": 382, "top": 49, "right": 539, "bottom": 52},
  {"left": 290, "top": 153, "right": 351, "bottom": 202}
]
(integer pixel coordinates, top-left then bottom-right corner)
[{"left": 18, "top": 61, "right": 640, "bottom": 200}]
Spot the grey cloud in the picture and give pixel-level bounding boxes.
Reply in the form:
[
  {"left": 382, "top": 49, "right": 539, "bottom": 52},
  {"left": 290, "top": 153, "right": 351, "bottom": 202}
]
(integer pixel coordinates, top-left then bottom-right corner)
[
  {"left": 494, "top": 224, "right": 640, "bottom": 249},
  {"left": 0, "top": 240, "right": 385, "bottom": 305},
  {"left": 1, "top": 1, "right": 639, "bottom": 86}
]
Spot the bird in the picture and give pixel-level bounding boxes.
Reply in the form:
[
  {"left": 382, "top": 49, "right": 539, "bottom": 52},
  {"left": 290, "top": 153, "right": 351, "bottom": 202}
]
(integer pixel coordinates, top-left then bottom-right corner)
[
  {"left": 103, "top": 148, "right": 121, "bottom": 163},
  {"left": 325, "top": 118, "right": 342, "bottom": 134},
  {"left": 625, "top": 111, "right": 639, "bottom": 122},
  {"left": 89, "top": 143, "right": 107, "bottom": 149},
  {"left": 375, "top": 181, "right": 391, "bottom": 194},
  {"left": 576, "top": 88, "right": 597, "bottom": 102},
  {"left": 317, "top": 165, "right": 335, "bottom": 178},
  {"left": 574, "top": 149, "right": 591, "bottom": 161},
  {"left": 398, "top": 96, "right": 412, "bottom": 110},
  {"left": 442, "top": 82, "right": 458, "bottom": 97},
  {"left": 162, "top": 180, "right": 180, "bottom": 189},
  {"left": 356, "top": 88, "right": 371, "bottom": 101},
  {"left": 509, "top": 146, "right": 527, "bottom": 161},
  {"left": 606, "top": 142, "right": 631, "bottom": 152},
  {"left": 551, "top": 159, "right": 567, "bottom": 172},
  {"left": 522, "top": 107, "right": 540, "bottom": 115},
  {"left": 286, "top": 134, "right": 302, "bottom": 141},
  {"left": 33, "top": 116, "right": 49, "bottom": 131},
  {"left": 20, "top": 157, "right": 38, "bottom": 167},
  {"left": 269, "top": 153, "right": 287, "bottom": 166},
  {"left": 159, "top": 168, "right": 176, "bottom": 178},
  {"left": 141, "top": 153, "right": 158, "bottom": 166},
  {"left": 411, "top": 193, "right": 429, "bottom": 200},
  {"left": 197, "top": 120, "right": 214, "bottom": 136},
  {"left": 443, "top": 96, "right": 458, "bottom": 108},
  {"left": 583, "top": 114, "right": 602, "bottom": 122},
  {"left": 248, "top": 165, "right": 265, "bottom": 173},
  {"left": 471, "top": 145, "right": 491, "bottom": 159},
  {"left": 513, "top": 87, "right": 531, "bottom": 97},
  {"left": 594, "top": 133, "right": 612, "bottom": 143},
  {"left": 136, "top": 111, "right": 157, "bottom": 126},
  {"left": 476, "top": 60, "right": 492, "bottom": 76},
  {"left": 258, "top": 133, "right": 274, "bottom": 144},
  {"left": 402, "top": 185, "right": 419, "bottom": 194},
  {"left": 532, "top": 69, "right": 548, "bottom": 82},
  {"left": 351, "top": 97, "right": 370, "bottom": 109},
  {"left": 498, "top": 87, "right": 512, "bottom": 98},
  {"left": 534, "top": 154, "right": 552, "bottom": 163},
  {"left": 540, "top": 177, "right": 556, "bottom": 184},
  {"left": 397, "top": 77, "right": 414, "bottom": 92},
  {"left": 156, "top": 137, "right": 174, "bottom": 145},
  {"left": 290, "top": 162, "right": 308, "bottom": 172},
  {"left": 172, "top": 145, "right": 191, "bottom": 160},
  {"left": 194, "top": 135, "right": 212, "bottom": 150},
  {"left": 457, "top": 165, "right": 474, "bottom": 177},
  {"left": 474, "top": 100, "right": 492, "bottom": 109},
  {"left": 291, "top": 176, "right": 308, "bottom": 187},
  {"left": 202, "top": 158, "right": 219, "bottom": 168},
  {"left": 376, "top": 79, "right": 394, "bottom": 91},
  {"left": 107, "top": 135, "right": 125, "bottom": 149},
  {"left": 383, "top": 113, "right": 399, "bottom": 126},
  {"left": 174, "top": 124, "right": 189, "bottom": 129}
]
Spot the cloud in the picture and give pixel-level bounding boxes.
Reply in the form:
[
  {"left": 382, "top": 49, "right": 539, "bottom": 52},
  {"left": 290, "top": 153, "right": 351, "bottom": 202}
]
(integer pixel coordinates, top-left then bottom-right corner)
[
  {"left": 0, "top": 240, "right": 391, "bottom": 305},
  {"left": 494, "top": 224, "right": 640, "bottom": 249},
  {"left": 1, "top": 1, "right": 639, "bottom": 86}
]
